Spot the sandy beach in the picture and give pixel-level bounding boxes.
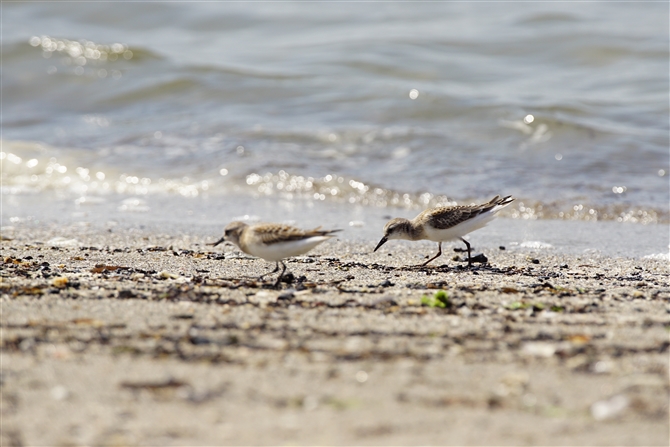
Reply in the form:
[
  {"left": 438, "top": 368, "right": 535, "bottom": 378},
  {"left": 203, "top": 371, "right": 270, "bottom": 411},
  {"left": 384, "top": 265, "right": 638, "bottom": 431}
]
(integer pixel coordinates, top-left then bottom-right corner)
[
  {"left": 4, "top": 3, "right": 668, "bottom": 445},
  {"left": 1, "top": 224, "right": 668, "bottom": 446}
]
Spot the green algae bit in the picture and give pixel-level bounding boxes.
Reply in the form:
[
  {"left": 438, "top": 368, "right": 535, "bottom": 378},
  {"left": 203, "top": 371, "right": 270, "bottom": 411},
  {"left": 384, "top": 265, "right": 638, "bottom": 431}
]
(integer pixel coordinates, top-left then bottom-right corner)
[{"left": 421, "top": 290, "right": 450, "bottom": 308}]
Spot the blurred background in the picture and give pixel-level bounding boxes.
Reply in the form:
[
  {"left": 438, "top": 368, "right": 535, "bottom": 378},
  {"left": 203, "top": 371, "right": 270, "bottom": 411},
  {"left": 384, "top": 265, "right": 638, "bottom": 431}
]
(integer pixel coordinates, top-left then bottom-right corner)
[{"left": 2, "top": 2, "right": 668, "bottom": 252}]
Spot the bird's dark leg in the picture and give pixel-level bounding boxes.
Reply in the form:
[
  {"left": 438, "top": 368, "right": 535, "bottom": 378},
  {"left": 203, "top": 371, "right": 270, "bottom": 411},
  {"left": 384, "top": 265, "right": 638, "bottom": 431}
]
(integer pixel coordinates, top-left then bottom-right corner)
[
  {"left": 460, "top": 237, "right": 472, "bottom": 266},
  {"left": 259, "top": 262, "right": 280, "bottom": 280},
  {"left": 273, "top": 261, "right": 288, "bottom": 288},
  {"left": 422, "top": 242, "right": 443, "bottom": 266}
]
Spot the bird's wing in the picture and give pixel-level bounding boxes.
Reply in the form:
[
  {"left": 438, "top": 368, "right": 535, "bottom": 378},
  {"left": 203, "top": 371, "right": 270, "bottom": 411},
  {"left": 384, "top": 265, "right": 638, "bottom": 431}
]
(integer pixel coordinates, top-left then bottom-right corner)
[
  {"left": 418, "top": 206, "right": 481, "bottom": 230},
  {"left": 254, "top": 224, "right": 339, "bottom": 245}
]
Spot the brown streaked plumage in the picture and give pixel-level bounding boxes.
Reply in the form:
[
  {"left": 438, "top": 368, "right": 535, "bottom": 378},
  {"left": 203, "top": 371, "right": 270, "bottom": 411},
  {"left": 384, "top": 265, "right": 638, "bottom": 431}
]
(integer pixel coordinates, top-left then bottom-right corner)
[{"left": 374, "top": 195, "right": 514, "bottom": 266}]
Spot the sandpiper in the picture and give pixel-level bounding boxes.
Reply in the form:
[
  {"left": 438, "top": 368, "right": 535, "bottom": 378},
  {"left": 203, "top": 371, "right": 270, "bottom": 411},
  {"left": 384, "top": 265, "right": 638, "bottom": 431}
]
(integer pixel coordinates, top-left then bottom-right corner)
[
  {"left": 374, "top": 195, "right": 514, "bottom": 266},
  {"left": 210, "top": 221, "right": 340, "bottom": 286}
]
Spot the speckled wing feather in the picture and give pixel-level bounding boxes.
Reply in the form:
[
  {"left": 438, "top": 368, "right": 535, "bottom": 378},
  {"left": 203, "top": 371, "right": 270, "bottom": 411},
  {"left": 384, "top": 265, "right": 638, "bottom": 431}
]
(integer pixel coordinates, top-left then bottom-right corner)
[
  {"left": 254, "top": 224, "right": 340, "bottom": 245},
  {"left": 418, "top": 206, "right": 482, "bottom": 230},
  {"left": 418, "top": 195, "right": 513, "bottom": 230}
]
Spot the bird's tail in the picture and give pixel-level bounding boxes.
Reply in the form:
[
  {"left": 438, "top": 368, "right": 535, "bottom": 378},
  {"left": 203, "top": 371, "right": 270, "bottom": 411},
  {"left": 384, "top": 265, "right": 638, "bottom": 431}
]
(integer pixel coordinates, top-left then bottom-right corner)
[
  {"left": 481, "top": 195, "right": 514, "bottom": 213},
  {"left": 308, "top": 227, "right": 342, "bottom": 237},
  {"left": 494, "top": 195, "right": 515, "bottom": 206}
]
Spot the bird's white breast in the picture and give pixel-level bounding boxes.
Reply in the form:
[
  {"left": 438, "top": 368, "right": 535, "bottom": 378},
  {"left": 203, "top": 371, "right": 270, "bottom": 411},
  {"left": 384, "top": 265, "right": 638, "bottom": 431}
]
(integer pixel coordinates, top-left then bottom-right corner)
[{"left": 243, "top": 236, "right": 331, "bottom": 261}]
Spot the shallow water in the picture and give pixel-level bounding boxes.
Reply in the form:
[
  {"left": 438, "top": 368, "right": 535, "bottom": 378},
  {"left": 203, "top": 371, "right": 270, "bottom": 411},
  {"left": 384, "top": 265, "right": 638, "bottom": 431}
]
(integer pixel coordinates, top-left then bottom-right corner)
[
  {"left": 2, "top": 3, "right": 669, "bottom": 248},
  {"left": 3, "top": 191, "right": 668, "bottom": 260}
]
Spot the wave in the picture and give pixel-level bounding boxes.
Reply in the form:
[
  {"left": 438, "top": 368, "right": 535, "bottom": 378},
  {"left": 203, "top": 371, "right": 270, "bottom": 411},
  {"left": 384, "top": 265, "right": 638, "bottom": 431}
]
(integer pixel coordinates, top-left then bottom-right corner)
[{"left": 2, "top": 140, "right": 666, "bottom": 225}]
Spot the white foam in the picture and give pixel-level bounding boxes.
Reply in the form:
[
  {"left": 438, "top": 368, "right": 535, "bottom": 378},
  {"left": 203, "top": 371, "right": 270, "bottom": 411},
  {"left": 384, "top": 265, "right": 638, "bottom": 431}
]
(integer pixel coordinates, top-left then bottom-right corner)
[
  {"left": 47, "top": 237, "right": 80, "bottom": 247},
  {"left": 118, "top": 198, "right": 149, "bottom": 212},
  {"left": 643, "top": 252, "right": 670, "bottom": 261},
  {"left": 520, "top": 241, "right": 554, "bottom": 249}
]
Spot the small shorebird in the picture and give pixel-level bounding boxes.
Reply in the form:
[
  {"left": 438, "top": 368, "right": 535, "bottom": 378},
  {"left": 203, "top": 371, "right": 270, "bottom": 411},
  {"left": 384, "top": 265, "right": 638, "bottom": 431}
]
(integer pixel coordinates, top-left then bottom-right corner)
[
  {"left": 374, "top": 195, "right": 514, "bottom": 267},
  {"left": 210, "top": 221, "right": 340, "bottom": 286}
]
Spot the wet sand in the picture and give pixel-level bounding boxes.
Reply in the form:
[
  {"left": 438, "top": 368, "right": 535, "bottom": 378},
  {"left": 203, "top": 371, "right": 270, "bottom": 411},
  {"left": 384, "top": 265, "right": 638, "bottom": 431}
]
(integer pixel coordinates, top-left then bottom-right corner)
[{"left": 1, "top": 226, "right": 669, "bottom": 445}]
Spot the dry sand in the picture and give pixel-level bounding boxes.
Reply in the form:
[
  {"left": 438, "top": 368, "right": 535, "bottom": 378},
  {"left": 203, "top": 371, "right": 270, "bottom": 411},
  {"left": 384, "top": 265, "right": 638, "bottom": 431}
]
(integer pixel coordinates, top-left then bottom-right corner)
[{"left": 1, "top": 226, "right": 668, "bottom": 446}]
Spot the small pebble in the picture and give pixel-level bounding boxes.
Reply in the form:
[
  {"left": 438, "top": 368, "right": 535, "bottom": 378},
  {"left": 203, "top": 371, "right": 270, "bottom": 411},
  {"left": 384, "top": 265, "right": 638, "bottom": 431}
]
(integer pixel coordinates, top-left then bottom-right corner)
[
  {"left": 52, "top": 276, "right": 69, "bottom": 288},
  {"left": 471, "top": 253, "right": 488, "bottom": 264},
  {"left": 278, "top": 291, "right": 295, "bottom": 300},
  {"left": 591, "top": 394, "right": 629, "bottom": 421}
]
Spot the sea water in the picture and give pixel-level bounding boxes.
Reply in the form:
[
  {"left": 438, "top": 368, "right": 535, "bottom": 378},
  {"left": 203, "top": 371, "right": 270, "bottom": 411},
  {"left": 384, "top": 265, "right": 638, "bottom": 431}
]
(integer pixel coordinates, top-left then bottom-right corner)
[{"left": 2, "top": 2, "right": 668, "bottom": 258}]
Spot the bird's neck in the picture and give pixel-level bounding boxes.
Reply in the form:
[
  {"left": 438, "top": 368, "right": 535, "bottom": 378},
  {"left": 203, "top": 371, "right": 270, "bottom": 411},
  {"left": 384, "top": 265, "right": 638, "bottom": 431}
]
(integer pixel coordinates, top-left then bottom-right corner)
[{"left": 401, "top": 220, "right": 425, "bottom": 241}]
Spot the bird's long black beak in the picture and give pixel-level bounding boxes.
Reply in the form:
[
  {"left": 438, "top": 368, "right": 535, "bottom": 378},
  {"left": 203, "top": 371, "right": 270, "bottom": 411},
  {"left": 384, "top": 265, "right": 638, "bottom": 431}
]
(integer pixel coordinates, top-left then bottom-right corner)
[
  {"left": 208, "top": 236, "right": 226, "bottom": 247},
  {"left": 374, "top": 236, "right": 388, "bottom": 252}
]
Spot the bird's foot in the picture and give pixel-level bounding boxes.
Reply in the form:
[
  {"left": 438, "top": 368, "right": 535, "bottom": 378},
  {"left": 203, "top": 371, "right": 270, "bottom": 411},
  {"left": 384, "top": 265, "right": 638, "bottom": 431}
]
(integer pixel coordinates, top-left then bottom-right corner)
[
  {"left": 454, "top": 253, "right": 488, "bottom": 269},
  {"left": 267, "top": 271, "right": 296, "bottom": 289}
]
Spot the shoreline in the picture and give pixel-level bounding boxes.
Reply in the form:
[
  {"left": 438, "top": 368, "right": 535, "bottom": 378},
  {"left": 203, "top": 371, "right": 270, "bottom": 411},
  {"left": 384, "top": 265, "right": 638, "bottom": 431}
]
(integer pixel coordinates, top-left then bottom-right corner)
[
  {"left": 2, "top": 195, "right": 668, "bottom": 260},
  {"left": 2, "top": 227, "right": 669, "bottom": 445}
]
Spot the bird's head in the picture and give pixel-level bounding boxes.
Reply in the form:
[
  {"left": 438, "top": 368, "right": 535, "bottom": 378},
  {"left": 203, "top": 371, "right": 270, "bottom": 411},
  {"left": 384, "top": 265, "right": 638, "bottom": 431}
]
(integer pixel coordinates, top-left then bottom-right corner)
[
  {"left": 374, "top": 217, "right": 412, "bottom": 252},
  {"left": 209, "top": 221, "right": 248, "bottom": 247}
]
